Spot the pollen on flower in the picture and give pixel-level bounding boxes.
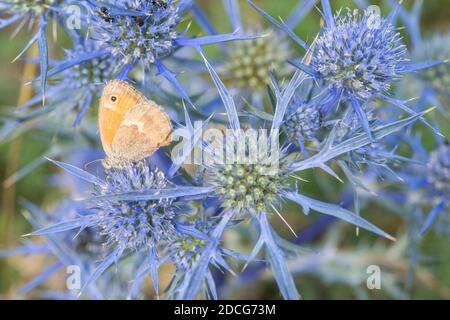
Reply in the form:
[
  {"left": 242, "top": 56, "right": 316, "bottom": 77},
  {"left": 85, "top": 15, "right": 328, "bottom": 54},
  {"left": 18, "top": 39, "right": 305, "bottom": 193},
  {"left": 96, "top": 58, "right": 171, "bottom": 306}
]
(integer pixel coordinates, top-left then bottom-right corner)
[
  {"left": 90, "top": 0, "right": 179, "bottom": 66},
  {"left": 91, "top": 161, "right": 177, "bottom": 250},
  {"left": 225, "top": 30, "right": 291, "bottom": 91},
  {"left": 208, "top": 163, "right": 289, "bottom": 214},
  {"left": 311, "top": 8, "right": 407, "bottom": 101}
]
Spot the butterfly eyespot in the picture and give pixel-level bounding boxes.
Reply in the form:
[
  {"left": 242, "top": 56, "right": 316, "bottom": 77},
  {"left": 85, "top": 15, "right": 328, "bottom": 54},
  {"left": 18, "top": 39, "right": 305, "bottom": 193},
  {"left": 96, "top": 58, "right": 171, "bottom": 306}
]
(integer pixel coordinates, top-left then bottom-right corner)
[{"left": 110, "top": 95, "right": 118, "bottom": 102}]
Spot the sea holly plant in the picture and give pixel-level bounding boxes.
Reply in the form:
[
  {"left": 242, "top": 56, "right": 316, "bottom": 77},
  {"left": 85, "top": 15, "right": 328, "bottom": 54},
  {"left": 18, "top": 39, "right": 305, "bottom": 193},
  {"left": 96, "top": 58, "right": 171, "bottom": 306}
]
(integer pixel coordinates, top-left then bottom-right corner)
[
  {"left": 420, "top": 142, "right": 450, "bottom": 236},
  {"left": 275, "top": 0, "right": 441, "bottom": 139},
  {"left": 411, "top": 33, "right": 450, "bottom": 112},
  {"left": 351, "top": 0, "right": 450, "bottom": 291},
  {"left": 386, "top": 134, "right": 450, "bottom": 238},
  {"left": 352, "top": 0, "right": 450, "bottom": 230},
  {"left": 0, "top": 199, "right": 111, "bottom": 299},
  {"left": 161, "top": 51, "right": 428, "bottom": 299}
]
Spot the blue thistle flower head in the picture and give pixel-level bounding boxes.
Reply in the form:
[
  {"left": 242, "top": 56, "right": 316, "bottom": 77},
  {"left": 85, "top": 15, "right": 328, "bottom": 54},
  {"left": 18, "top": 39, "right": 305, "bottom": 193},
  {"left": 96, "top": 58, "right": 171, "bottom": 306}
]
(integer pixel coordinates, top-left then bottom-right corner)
[
  {"left": 168, "top": 217, "right": 212, "bottom": 270},
  {"left": 170, "top": 232, "right": 206, "bottom": 270},
  {"left": 198, "top": 52, "right": 413, "bottom": 249},
  {"left": 427, "top": 142, "right": 450, "bottom": 197},
  {"left": 62, "top": 40, "right": 117, "bottom": 90},
  {"left": 28, "top": 0, "right": 256, "bottom": 108},
  {"left": 311, "top": 8, "right": 407, "bottom": 102},
  {"left": 17, "top": 38, "right": 118, "bottom": 125},
  {"left": 21, "top": 157, "right": 218, "bottom": 297},
  {"left": 0, "top": 0, "right": 77, "bottom": 103},
  {"left": 91, "top": 161, "right": 177, "bottom": 250},
  {"left": 284, "top": 94, "right": 323, "bottom": 146},
  {"left": 252, "top": 0, "right": 441, "bottom": 141},
  {"left": 166, "top": 213, "right": 242, "bottom": 300},
  {"left": 390, "top": 138, "right": 450, "bottom": 239},
  {"left": 89, "top": 0, "right": 180, "bottom": 66}
]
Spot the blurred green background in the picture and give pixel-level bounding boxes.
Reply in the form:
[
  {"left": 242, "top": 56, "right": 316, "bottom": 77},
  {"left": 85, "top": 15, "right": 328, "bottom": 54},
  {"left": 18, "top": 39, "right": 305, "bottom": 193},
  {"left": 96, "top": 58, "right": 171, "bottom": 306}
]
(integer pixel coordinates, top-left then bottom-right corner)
[{"left": 1, "top": 0, "right": 450, "bottom": 299}]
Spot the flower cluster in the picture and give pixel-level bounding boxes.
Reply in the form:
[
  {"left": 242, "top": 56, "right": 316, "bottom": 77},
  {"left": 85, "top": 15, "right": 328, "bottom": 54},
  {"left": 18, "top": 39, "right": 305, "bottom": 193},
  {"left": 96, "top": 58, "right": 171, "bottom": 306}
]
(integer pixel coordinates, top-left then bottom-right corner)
[
  {"left": 91, "top": 162, "right": 177, "bottom": 250},
  {"left": 290, "top": 3, "right": 437, "bottom": 139}
]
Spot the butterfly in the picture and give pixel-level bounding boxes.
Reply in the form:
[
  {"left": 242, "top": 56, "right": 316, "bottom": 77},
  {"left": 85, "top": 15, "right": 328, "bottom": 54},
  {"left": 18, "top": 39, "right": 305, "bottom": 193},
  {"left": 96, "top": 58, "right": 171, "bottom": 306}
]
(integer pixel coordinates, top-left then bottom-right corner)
[{"left": 99, "top": 80, "right": 172, "bottom": 168}]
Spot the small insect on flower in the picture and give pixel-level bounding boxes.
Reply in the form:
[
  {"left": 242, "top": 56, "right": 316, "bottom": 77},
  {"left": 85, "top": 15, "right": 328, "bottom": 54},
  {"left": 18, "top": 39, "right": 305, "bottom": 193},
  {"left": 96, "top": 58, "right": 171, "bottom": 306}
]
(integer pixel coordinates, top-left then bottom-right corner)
[{"left": 99, "top": 80, "right": 173, "bottom": 168}]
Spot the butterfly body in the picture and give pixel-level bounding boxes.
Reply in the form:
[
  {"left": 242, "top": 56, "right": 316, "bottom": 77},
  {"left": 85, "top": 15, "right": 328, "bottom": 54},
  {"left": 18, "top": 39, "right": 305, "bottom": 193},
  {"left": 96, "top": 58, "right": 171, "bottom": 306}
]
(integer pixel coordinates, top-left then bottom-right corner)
[{"left": 99, "top": 80, "right": 172, "bottom": 167}]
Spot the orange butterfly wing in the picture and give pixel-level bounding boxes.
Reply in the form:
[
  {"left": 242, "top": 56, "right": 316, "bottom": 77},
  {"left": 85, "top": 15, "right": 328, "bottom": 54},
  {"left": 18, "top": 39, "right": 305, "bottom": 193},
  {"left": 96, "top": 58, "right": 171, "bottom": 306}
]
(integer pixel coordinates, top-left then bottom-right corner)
[
  {"left": 110, "top": 103, "right": 172, "bottom": 163},
  {"left": 99, "top": 80, "right": 147, "bottom": 156}
]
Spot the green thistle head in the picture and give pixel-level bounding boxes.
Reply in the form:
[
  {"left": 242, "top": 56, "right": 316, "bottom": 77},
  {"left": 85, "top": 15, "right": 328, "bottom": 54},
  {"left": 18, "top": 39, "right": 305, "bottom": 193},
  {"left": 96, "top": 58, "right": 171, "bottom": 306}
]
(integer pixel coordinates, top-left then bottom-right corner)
[
  {"left": 208, "top": 162, "right": 290, "bottom": 214},
  {"left": 224, "top": 29, "right": 291, "bottom": 92}
]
